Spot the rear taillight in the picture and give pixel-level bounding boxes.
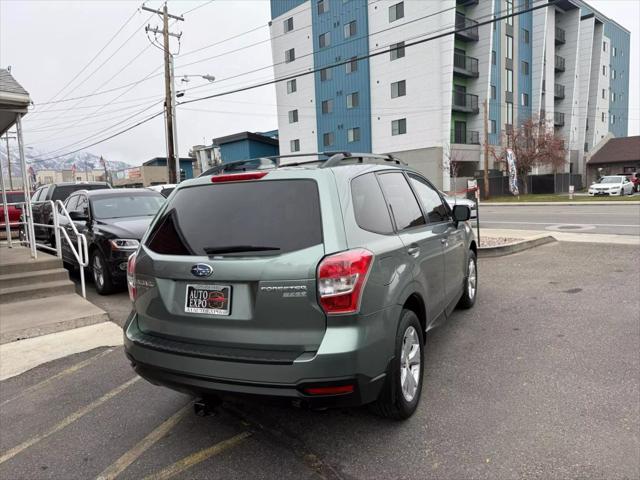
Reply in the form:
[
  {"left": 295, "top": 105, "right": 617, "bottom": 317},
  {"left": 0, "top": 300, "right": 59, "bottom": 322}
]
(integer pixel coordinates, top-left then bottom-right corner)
[
  {"left": 211, "top": 172, "right": 268, "bottom": 183},
  {"left": 317, "top": 248, "right": 373, "bottom": 315},
  {"left": 127, "top": 253, "right": 137, "bottom": 302}
]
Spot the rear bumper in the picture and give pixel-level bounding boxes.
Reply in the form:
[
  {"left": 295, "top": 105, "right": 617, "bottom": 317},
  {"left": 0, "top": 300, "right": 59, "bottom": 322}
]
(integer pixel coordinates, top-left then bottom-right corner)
[{"left": 123, "top": 307, "right": 399, "bottom": 407}]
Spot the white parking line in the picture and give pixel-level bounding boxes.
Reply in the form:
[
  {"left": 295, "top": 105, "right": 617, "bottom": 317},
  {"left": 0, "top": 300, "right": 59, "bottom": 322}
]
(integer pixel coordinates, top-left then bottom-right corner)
[
  {"left": 0, "top": 377, "right": 140, "bottom": 465},
  {"left": 96, "top": 403, "right": 192, "bottom": 480}
]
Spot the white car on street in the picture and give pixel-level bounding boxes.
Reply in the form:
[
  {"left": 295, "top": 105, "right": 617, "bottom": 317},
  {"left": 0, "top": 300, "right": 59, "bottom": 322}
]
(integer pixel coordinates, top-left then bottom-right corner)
[{"left": 588, "top": 176, "right": 634, "bottom": 196}]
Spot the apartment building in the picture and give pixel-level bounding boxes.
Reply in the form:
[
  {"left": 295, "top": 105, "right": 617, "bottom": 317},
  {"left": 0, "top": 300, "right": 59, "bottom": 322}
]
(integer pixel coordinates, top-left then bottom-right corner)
[{"left": 269, "top": 0, "right": 630, "bottom": 189}]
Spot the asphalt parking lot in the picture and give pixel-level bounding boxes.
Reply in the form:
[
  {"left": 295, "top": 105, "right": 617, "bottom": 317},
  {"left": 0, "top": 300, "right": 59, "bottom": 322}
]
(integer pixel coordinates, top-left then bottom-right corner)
[{"left": 2, "top": 242, "right": 639, "bottom": 480}]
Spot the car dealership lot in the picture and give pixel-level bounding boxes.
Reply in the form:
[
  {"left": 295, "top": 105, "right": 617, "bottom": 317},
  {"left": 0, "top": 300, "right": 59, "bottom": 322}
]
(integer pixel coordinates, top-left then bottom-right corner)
[{"left": 2, "top": 242, "right": 639, "bottom": 480}]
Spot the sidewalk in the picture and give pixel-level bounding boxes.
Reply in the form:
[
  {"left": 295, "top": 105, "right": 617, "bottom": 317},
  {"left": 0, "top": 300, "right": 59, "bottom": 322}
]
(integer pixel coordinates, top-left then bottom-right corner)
[{"left": 481, "top": 228, "right": 640, "bottom": 246}]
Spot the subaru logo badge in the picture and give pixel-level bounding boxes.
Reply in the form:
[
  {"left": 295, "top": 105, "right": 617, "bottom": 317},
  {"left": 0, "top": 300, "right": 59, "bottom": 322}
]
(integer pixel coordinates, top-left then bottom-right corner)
[{"left": 191, "top": 263, "right": 213, "bottom": 277}]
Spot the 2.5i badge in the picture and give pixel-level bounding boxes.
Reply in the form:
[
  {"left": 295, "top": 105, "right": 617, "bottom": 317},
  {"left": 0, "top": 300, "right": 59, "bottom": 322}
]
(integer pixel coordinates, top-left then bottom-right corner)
[{"left": 185, "top": 284, "right": 231, "bottom": 315}]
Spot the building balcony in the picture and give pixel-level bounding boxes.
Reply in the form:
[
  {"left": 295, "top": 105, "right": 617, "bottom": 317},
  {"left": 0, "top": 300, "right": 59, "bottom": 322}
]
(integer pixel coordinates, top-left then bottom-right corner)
[
  {"left": 452, "top": 92, "right": 479, "bottom": 113},
  {"left": 555, "top": 27, "right": 566, "bottom": 44},
  {"left": 453, "top": 52, "right": 479, "bottom": 78},
  {"left": 457, "top": 0, "right": 479, "bottom": 6},
  {"left": 554, "top": 83, "right": 565, "bottom": 99},
  {"left": 555, "top": 55, "right": 565, "bottom": 72},
  {"left": 453, "top": 129, "right": 480, "bottom": 145},
  {"left": 455, "top": 13, "right": 479, "bottom": 42},
  {"left": 554, "top": 111, "right": 565, "bottom": 127}
]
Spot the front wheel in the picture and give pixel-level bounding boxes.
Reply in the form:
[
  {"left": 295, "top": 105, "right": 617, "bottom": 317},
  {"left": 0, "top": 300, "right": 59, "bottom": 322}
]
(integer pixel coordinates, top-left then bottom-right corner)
[
  {"left": 372, "top": 309, "right": 424, "bottom": 420},
  {"left": 91, "top": 249, "right": 115, "bottom": 295},
  {"left": 457, "top": 250, "right": 477, "bottom": 309}
]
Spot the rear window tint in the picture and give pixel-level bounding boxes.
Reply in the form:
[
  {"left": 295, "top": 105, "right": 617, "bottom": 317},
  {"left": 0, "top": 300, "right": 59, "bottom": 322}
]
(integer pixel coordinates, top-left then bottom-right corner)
[
  {"left": 351, "top": 173, "right": 394, "bottom": 234},
  {"left": 6, "top": 192, "right": 25, "bottom": 203},
  {"left": 377, "top": 172, "right": 425, "bottom": 231},
  {"left": 146, "top": 179, "right": 323, "bottom": 256},
  {"left": 51, "top": 184, "right": 107, "bottom": 201}
]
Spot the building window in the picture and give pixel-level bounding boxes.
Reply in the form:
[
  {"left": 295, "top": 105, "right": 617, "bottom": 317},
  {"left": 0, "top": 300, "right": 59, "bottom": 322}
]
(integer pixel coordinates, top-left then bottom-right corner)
[
  {"left": 344, "top": 20, "right": 357, "bottom": 38},
  {"left": 490, "top": 119, "right": 496, "bottom": 134},
  {"left": 611, "top": 114, "right": 615, "bottom": 125},
  {"left": 346, "top": 57, "right": 358, "bottom": 74},
  {"left": 320, "top": 67, "right": 332, "bottom": 81},
  {"left": 506, "top": 69, "right": 513, "bottom": 93},
  {"left": 521, "top": 92, "right": 529, "bottom": 107},
  {"left": 612, "top": 69, "right": 616, "bottom": 79},
  {"left": 285, "top": 48, "right": 295, "bottom": 63},
  {"left": 290, "top": 139, "right": 300, "bottom": 152},
  {"left": 347, "top": 127, "right": 361, "bottom": 143},
  {"left": 392, "top": 118, "right": 407, "bottom": 135},
  {"left": 506, "top": 102, "right": 513, "bottom": 126},
  {"left": 506, "top": 0, "right": 513, "bottom": 25},
  {"left": 389, "top": 1, "right": 404, "bottom": 22},
  {"left": 317, "top": 0, "right": 328, "bottom": 14},
  {"left": 492, "top": 50, "right": 496, "bottom": 65},
  {"left": 284, "top": 17, "right": 294, "bottom": 33},
  {"left": 319, "top": 32, "right": 330, "bottom": 48},
  {"left": 601, "top": 112, "right": 605, "bottom": 122},
  {"left": 602, "top": 88, "right": 606, "bottom": 99},
  {"left": 390, "top": 41, "right": 405, "bottom": 60},
  {"left": 602, "top": 65, "right": 606, "bottom": 76},
  {"left": 323, "top": 132, "right": 334, "bottom": 146},
  {"left": 613, "top": 46, "right": 617, "bottom": 57},
  {"left": 322, "top": 99, "right": 334, "bottom": 114},
  {"left": 346, "top": 92, "right": 359, "bottom": 109},
  {"left": 491, "top": 85, "right": 496, "bottom": 99},
  {"left": 506, "top": 35, "right": 513, "bottom": 60},
  {"left": 603, "top": 41, "right": 606, "bottom": 52},
  {"left": 611, "top": 91, "right": 616, "bottom": 102},
  {"left": 522, "top": 28, "right": 530, "bottom": 44},
  {"left": 391, "top": 80, "right": 406, "bottom": 98},
  {"left": 286, "top": 79, "right": 297, "bottom": 93},
  {"left": 288, "top": 110, "right": 298, "bottom": 123},
  {"left": 521, "top": 60, "right": 529, "bottom": 75}
]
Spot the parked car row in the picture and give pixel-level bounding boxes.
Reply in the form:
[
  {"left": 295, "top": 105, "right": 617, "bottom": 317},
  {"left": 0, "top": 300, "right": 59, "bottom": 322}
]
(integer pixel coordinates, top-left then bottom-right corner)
[{"left": 588, "top": 175, "right": 636, "bottom": 196}]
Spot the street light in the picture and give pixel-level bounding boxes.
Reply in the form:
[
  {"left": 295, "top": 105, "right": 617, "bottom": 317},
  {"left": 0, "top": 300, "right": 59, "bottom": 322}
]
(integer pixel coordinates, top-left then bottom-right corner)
[{"left": 177, "top": 74, "right": 215, "bottom": 98}]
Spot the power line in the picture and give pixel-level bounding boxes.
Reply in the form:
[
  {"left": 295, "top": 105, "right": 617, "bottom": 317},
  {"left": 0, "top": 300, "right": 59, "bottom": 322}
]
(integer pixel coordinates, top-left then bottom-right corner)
[{"left": 181, "top": 0, "right": 216, "bottom": 16}]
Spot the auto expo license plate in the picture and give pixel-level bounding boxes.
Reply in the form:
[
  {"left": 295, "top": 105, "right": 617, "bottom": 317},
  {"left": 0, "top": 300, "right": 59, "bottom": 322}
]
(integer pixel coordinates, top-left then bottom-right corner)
[{"left": 185, "top": 284, "right": 231, "bottom": 315}]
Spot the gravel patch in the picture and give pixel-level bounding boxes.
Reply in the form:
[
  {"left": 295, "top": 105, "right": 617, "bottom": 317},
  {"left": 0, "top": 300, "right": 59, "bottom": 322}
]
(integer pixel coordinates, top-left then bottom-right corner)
[{"left": 479, "top": 237, "right": 523, "bottom": 248}]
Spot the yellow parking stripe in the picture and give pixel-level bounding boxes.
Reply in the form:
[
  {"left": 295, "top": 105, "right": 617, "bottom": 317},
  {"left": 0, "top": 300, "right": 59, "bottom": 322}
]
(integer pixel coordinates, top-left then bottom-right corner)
[
  {"left": 95, "top": 403, "right": 191, "bottom": 480},
  {"left": 0, "top": 348, "right": 114, "bottom": 407},
  {"left": 0, "top": 376, "right": 140, "bottom": 465},
  {"left": 142, "top": 432, "right": 252, "bottom": 480}
]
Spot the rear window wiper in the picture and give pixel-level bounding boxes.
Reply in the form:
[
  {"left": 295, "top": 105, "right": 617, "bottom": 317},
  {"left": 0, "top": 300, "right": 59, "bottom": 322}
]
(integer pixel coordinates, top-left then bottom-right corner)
[{"left": 204, "top": 245, "right": 281, "bottom": 255}]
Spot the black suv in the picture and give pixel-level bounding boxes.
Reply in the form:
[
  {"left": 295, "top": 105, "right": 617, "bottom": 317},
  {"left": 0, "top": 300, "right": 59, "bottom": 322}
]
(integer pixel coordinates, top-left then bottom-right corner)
[
  {"left": 59, "top": 188, "right": 165, "bottom": 294},
  {"left": 30, "top": 182, "right": 111, "bottom": 245}
]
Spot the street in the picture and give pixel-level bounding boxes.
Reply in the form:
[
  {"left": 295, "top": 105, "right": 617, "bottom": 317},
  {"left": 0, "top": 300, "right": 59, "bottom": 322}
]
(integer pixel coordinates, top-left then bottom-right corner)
[
  {"left": 2, "top": 242, "right": 638, "bottom": 480},
  {"left": 479, "top": 203, "right": 640, "bottom": 236}
]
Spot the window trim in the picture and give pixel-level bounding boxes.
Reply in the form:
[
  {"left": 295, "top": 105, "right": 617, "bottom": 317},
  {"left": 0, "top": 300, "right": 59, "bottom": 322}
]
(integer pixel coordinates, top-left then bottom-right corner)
[{"left": 392, "top": 118, "right": 407, "bottom": 136}]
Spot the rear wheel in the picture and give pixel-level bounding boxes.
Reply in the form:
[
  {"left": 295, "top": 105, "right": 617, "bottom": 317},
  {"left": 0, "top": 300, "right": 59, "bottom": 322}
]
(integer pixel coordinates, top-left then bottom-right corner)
[
  {"left": 91, "top": 249, "right": 115, "bottom": 295},
  {"left": 457, "top": 250, "right": 477, "bottom": 309},
  {"left": 372, "top": 309, "right": 424, "bottom": 420}
]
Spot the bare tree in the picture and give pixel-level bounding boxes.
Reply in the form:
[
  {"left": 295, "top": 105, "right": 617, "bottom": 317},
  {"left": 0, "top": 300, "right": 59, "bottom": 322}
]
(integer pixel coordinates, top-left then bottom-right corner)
[
  {"left": 490, "top": 116, "right": 567, "bottom": 194},
  {"left": 443, "top": 144, "right": 464, "bottom": 193}
]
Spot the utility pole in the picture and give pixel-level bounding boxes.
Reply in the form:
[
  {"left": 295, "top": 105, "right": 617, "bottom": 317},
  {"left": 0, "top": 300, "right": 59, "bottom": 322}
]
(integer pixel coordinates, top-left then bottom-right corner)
[
  {"left": 482, "top": 99, "right": 490, "bottom": 200},
  {"left": 4, "top": 133, "right": 16, "bottom": 190},
  {"left": 143, "top": 3, "right": 183, "bottom": 184}
]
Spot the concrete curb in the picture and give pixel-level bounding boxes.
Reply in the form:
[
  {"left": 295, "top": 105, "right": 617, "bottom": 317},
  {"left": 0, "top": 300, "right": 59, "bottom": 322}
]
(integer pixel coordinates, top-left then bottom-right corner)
[
  {"left": 482, "top": 201, "right": 640, "bottom": 206},
  {"left": 478, "top": 235, "right": 556, "bottom": 258}
]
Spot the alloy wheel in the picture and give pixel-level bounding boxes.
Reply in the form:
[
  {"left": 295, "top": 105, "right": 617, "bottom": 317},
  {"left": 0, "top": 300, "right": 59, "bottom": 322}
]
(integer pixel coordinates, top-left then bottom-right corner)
[
  {"left": 468, "top": 257, "right": 477, "bottom": 300},
  {"left": 93, "top": 255, "right": 104, "bottom": 288},
  {"left": 400, "top": 326, "right": 421, "bottom": 402}
]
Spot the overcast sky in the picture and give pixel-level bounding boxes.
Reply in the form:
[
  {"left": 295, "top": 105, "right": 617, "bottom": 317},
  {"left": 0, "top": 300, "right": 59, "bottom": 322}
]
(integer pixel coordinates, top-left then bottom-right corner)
[{"left": 1, "top": 0, "right": 638, "bottom": 166}]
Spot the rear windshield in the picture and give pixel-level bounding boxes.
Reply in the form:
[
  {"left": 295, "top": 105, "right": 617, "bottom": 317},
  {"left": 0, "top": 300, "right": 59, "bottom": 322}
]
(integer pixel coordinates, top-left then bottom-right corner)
[
  {"left": 92, "top": 194, "right": 165, "bottom": 219},
  {"left": 52, "top": 184, "right": 107, "bottom": 201},
  {"left": 146, "top": 179, "right": 322, "bottom": 256},
  {"left": 5, "top": 192, "right": 25, "bottom": 203}
]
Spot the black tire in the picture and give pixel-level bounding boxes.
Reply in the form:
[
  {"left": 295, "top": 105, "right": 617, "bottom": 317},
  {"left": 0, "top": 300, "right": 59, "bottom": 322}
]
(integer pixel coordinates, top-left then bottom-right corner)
[
  {"left": 457, "top": 250, "right": 477, "bottom": 309},
  {"left": 91, "top": 249, "right": 115, "bottom": 295},
  {"left": 48, "top": 225, "right": 56, "bottom": 248},
  {"left": 372, "top": 309, "right": 424, "bottom": 420}
]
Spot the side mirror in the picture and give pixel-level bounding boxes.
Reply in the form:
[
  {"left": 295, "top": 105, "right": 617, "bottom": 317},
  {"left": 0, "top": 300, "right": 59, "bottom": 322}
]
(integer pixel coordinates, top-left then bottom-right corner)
[
  {"left": 453, "top": 205, "right": 471, "bottom": 223},
  {"left": 69, "top": 211, "right": 88, "bottom": 222}
]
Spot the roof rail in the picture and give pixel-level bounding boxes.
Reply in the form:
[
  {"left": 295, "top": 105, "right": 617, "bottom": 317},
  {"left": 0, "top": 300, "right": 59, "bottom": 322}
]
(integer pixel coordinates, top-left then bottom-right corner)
[{"left": 199, "top": 152, "right": 406, "bottom": 177}]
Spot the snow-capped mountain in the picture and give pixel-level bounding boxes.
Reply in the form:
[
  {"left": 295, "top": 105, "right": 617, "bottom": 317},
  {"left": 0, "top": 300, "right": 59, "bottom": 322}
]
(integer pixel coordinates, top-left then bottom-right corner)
[{"left": 0, "top": 140, "right": 131, "bottom": 176}]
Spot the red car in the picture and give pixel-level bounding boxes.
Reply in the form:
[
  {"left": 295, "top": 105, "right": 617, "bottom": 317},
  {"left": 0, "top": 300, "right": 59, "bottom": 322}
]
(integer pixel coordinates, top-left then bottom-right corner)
[{"left": 0, "top": 190, "right": 26, "bottom": 231}]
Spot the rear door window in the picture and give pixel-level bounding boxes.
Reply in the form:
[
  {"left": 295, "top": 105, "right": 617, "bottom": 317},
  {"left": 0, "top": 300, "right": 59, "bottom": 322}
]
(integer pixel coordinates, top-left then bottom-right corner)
[
  {"left": 351, "top": 173, "right": 394, "bottom": 234},
  {"left": 407, "top": 174, "right": 450, "bottom": 223},
  {"left": 146, "top": 180, "right": 323, "bottom": 256},
  {"left": 51, "top": 184, "right": 106, "bottom": 202},
  {"left": 377, "top": 172, "right": 425, "bottom": 231}
]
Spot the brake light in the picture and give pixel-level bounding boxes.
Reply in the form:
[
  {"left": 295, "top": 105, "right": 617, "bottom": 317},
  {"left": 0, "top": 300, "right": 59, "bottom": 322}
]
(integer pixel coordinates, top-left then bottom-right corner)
[
  {"left": 211, "top": 172, "right": 268, "bottom": 183},
  {"left": 317, "top": 248, "right": 373, "bottom": 314},
  {"left": 304, "top": 385, "right": 354, "bottom": 395},
  {"left": 127, "top": 253, "right": 137, "bottom": 302}
]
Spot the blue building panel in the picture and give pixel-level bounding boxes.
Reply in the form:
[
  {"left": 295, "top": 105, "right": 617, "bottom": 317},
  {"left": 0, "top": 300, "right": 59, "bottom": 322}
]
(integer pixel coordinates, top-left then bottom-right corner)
[
  {"left": 604, "top": 21, "right": 630, "bottom": 138},
  {"left": 312, "top": 0, "right": 372, "bottom": 152},
  {"left": 517, "top": 1, "right": 532, "bottom": 124},
  {"left": 489, "top": 0, "right": 501, "bottom": 145},
  {"left": 215, "top": 132, "right": 280, "bottom": 163},
  {"left": 143, "top": 157, "right": 195, "bottom": 179},
  {"left": 270, "top": 0, "right": 307, "bottom": 20}
]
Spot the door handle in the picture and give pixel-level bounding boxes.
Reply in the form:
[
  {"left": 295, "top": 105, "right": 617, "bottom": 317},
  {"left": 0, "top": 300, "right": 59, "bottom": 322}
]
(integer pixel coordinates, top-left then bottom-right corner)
[
  {"left": 441, "top": 238, "right": 448, "bottom": 247},
  {"left": 407, "top": 245, "right": 420, "bottom": 257}
]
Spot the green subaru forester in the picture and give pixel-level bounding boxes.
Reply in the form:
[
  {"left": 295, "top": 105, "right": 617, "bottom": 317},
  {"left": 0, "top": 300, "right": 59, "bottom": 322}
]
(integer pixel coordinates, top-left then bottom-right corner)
[{"left": 124, "top": 153, "right": 477, "bottom": 419}]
